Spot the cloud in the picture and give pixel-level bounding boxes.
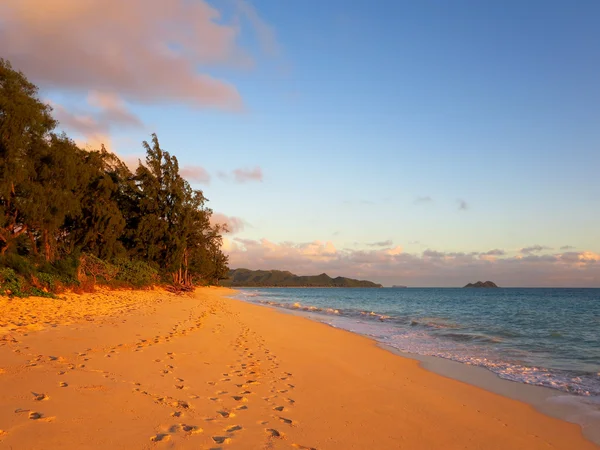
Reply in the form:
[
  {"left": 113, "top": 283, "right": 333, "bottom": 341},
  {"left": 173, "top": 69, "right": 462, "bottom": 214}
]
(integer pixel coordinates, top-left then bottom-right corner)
[
  {"left": 50, "top": 92, "right": 144, "bottom": 148},
  {"left": 233, "top": 167, "right": 264, "bottom": 183},
  {"left": 234, "top": 0, "right": 280, "bottom": 56},
  {"left": 0, "top": 1, "right": 252, "bottom": 109},
  {"left": 483, "top": 249, "right": 505, "bottom": 256},
  {"left": 520, "top": 245, "right": 552, "bottom": 254},
  {"left": 367, "top": 240, "right": 393, "bottom": 247},
  {"left": 414, "top": 196, "right": 433, "bottom": 204},
  {"left": 210, "top": 213, "right": 246, "bottom": 234},
  {"left": 223, "top": 239, "right": 600, "bottom": 287},
  {"left": 457, "top": 199, "right": 468, "bottom": 210},
  {"left": 560, "top": 245, "right": 575, "bottom": 250},
  {"left": 179, "top": 166, "right": 211, "bottom": 185}
]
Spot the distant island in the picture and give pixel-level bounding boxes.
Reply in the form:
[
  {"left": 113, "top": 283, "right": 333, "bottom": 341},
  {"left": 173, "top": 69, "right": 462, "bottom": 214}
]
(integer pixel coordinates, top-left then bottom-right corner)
[
  {"left": 222, "top": 269, "right": 382, "bottom": 288},
  {"left": 392, "top": 285, "right": 408, "bottom": 288},
  {"left": 463, "top": 281, "right": 499, "bottom": 288}
]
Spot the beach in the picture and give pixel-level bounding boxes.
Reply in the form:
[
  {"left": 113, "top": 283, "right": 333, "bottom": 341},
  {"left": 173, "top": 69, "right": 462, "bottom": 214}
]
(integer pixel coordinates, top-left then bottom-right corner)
[{"left": 0, "top": 287, "right": 597, "bottom": 450}]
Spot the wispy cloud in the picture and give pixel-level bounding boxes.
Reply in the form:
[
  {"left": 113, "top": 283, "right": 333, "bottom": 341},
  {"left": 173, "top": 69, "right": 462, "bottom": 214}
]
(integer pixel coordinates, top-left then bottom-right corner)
[
  {"left": 560, "top": 245, "right": 575, "bottom": 250},
  {"left": 210, "top": 213, "right": 246, "bottom": 234},
  {"left": 520, "top": 245, "right": 552, "bottom": 254},
  {"left": 367, "top": 240, "right": 393, "bottom": 247},
  {"left": 483, "top": 249, "right": 505, "bottom": 256},
  {"left": 232, "top": 167, "right": 264, "bottom": 183},
  {"left": 179, "top": 166, "right": 211, "bottom": 185},
  {"left": 457, "top": 199, "right": 469, "bottom": 210},
  {"left": 234, "top": 0, "right": 280, "bottom": 56},
  {"left": 414, "top": 196, "right": 433, "bottom": 205}
]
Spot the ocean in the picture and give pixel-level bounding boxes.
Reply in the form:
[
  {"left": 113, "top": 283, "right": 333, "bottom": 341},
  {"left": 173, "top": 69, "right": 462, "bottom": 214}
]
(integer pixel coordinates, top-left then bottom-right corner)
[{"left": 234, "top": 288, "right": 600, "bottom": 398}]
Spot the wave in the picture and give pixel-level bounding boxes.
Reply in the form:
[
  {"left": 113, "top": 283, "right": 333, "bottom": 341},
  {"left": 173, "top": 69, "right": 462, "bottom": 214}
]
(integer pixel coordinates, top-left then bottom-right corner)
[
  {"left": 437, "top": 332, "right": 503, "bottom": 344},
  {"left": 409, "top": 317, "right": 461, "bottom": 330}
]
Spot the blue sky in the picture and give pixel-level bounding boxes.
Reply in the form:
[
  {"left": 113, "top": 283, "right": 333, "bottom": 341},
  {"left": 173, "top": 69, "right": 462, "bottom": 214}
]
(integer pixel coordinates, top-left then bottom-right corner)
[{"left": 3, "top": 0, "right": 599, "bottom": 285}]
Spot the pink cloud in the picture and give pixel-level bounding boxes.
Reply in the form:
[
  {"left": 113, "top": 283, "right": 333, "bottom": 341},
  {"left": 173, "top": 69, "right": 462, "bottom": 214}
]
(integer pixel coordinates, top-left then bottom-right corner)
[
  {"left": 223, "top": 239, "right": 600, "bottom": 287},
  {"left": 233, "top": 167, "right": 263, "bottom": 183},
  {"left": 50, "top": 92, "right": 143, "bottom": 147},
  {"left": 0, "top": 0, "right": 246, "bottom": 109},
  {"left": 179, "top": 166, "right": 211, "bottom": 185},
  {"left": 210, "top": 213, "right": 246, "bottom": 235}
]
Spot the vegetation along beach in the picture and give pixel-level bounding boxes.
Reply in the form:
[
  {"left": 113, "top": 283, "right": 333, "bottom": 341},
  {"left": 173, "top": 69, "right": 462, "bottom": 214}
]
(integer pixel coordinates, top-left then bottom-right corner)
[{"left": 1, "top": 1, "right": 599, "bottom": 449}]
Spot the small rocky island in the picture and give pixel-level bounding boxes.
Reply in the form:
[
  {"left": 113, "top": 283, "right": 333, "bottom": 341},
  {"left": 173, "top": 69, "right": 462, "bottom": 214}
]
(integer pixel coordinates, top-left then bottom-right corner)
[{"left": 463, "top": 281, "right": 499, "bottom": 288}]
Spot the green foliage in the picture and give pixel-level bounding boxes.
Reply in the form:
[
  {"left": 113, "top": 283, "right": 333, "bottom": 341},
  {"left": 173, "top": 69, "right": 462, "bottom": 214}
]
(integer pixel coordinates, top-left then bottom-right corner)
[
  {"left": 0, "top": 59, "right": 229, "bottom": 296},
  {"left": 113, "top": 258, "right": 158, "bottom": 287},
  {"left": 0, "top": 253, "right": 35, "bottom": 276},
  {"left": 0, "top": 267, "right": 25, "bottom": 296},
  {"left": 79, "top": 253, "right": 119, "bottom": 284},
  {"left": 36, "top": 272, "right": 58, "bottom": 291}
]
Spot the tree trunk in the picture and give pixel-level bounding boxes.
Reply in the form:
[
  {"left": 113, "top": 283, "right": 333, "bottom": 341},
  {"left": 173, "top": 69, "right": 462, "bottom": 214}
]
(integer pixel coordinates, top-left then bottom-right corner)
[
  {"left": 43, "top": 229, "right": 51, "bottom": 262},
  {"left": 27, "top": 231, "right": 38, "bottom": 255}
]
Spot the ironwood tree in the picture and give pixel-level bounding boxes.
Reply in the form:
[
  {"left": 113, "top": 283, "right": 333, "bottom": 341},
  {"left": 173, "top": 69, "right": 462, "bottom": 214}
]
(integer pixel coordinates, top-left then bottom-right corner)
[{"left": 0, "top": 58, "right": 229, "bottom": 289}]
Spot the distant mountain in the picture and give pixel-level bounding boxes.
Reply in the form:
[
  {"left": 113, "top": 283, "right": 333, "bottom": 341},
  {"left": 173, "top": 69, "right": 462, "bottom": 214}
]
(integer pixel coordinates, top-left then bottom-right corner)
[
  {"left": 464, "top": 281, "right": 499, "bottom": 288},
  {"left": 223, "top": 268, "right": 382, "bottom": 288}
]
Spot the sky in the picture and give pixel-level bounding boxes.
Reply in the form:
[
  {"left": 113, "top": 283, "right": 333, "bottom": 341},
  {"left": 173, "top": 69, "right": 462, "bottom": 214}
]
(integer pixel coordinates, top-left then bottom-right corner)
[{"left": 1, "top": 0, "right": 599, "bottom": 286}]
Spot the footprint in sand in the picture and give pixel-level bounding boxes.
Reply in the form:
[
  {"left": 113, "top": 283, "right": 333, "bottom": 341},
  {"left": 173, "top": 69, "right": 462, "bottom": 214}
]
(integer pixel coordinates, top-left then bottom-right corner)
[
  {"left": 59, "top": 382, "right": 68, "bottom": 387},
  {"left": 169, "top": 423, "right": 202, "bottom": 434},
  {"left": 150, "top": 433, "right": 170, "bottom": 442},
  {"left": 28, "top": 412, "right": 42, "bottom": 420},
  {"left": 273, "top": 406, "right": 285, "bottom": 412},
  {"left": 171, "top": 400, "right": 190, "bottom": 409},
  {"left": 212, "top": 436, "right": 231, "bottom": 444},
  {"left": 217, "top": 410, "right": 235, "bottom": 418},
  {"left": 265, "top": 428, "right": 282, "bottom": 438},
  {"left": 32, "top": 392, "right": 49, "bottom": 401},
  {"left": 278, "top": 416, "right": 294, "bottom": 425},
  {"left": 225, "top": 425, "right": 242, "bottom": 432},
  {"left": 292, "top": 445, "right": 317, "bottom": 450},
  {"left": 181, "top": 424, "right": 202, "bottom": 434}
]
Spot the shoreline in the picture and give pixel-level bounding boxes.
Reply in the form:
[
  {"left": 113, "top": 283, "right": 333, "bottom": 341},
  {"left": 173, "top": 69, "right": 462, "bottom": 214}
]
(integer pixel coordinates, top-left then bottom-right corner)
[
  {"left": 0, "top": 287, "right": 597, "bottom": 449},
  {"left": 231, "top": 290, "right": 600, "bottom": 446},
  {"left": 387, "top": 347, "right": 600, "bottom": 445}
]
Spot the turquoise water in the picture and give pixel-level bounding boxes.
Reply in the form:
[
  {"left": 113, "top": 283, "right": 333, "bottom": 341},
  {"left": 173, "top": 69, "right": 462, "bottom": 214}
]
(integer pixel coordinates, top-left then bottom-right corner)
[{"left": 235, "top": 288, "right": 600, "bottom": 397}]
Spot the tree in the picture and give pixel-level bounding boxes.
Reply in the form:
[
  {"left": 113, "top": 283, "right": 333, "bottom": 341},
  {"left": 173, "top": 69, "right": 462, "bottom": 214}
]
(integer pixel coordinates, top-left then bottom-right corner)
[
  {"left": 0, "top": 59, "right": 56, "bottom": 255},
  {"left": 62, "top": 146, "right": 128, "bottom": 260},
  {"left": 0, "top": 58, "right": 229, "bottom": 291}
]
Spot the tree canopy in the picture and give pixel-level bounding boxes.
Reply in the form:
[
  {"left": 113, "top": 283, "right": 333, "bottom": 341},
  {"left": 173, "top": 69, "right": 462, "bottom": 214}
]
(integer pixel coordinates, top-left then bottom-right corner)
[{"left": 0, "top": 58, "right": 229, "bottom": 295}]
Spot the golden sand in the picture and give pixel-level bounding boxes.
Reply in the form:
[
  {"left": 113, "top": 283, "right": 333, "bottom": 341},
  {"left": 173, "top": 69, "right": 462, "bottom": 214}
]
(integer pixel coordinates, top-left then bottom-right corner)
[{"left": 0, "top": 287, "right": 596, "bottom": 449}]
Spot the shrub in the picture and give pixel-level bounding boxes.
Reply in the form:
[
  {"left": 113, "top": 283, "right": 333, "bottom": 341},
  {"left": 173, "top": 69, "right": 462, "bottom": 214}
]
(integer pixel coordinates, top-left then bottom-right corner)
[
  {"left": 113, "top": 258, "right": 158, "bottom": 288},
  {"left": 0, "top": 267, "right": 26, "bottom": 297},
  {"left": 0, "top": 253, "right": 35, "bottom": 277},
  {"left": 35, "top": 272, "right": 58, "bottom": 291},
  {"left": 79, "top": 254, "right": 119, "bottom": 284}
]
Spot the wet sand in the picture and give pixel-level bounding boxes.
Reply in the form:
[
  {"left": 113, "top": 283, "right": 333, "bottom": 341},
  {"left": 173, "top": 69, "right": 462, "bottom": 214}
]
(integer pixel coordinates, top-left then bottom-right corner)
[{"left": 0, "top": 287, "right": 597, "bottom": 449}]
